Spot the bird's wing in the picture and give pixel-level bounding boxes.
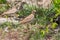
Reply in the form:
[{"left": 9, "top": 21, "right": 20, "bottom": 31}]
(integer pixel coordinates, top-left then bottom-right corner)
[
  {"left": 2, "top": 7, "right": 17, "bottom": 15},
  {"left": 20, "top": 14, "right": 34, "bottom": 24}
]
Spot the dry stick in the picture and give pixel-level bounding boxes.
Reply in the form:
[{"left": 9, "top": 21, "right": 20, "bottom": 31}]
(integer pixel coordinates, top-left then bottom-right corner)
[{"left": 0, "top": 18, "right": 19, "bottom": 24}]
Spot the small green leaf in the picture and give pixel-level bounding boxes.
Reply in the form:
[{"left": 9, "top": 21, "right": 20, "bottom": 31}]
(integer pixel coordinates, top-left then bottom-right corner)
[{"left": 52, "top": 22, "right": 58, "bottom": 29}]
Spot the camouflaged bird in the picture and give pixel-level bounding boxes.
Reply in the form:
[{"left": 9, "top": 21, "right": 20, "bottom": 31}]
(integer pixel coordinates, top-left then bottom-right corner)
[
  {"left": 1, "top": 2, "right": 26, "bottom": 16},
  {"left": 0, "top": 2, "right": 26, "bottom": 19},
  {"left": 20, "top": 10, "right": 36, "bottom": 24}
]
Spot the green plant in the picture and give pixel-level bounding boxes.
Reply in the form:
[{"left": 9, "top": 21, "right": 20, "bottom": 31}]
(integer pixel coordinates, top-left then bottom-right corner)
[
  {"left": 49, "top": 0, "right": 60, "bottom": 27},
  {"left": 0, "top": 0, "right": 6, "bottom": 3},
  {"left": 51, "top": 22, "right": 58, "bottom": 29},
  {"left": 53, "top": 0, "right": 60, "bottom": 17},
  {"left": 0, "top": 4, "right": 10, "bottom": 14},
  {"left": 18, "top": 4, "right": 37, "bottom": 16}
]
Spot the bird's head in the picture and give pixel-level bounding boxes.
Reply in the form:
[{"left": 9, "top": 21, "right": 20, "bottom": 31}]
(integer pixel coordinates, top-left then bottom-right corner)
[{"left": 32, "top": 10, "right": 36, "bottom": 14}]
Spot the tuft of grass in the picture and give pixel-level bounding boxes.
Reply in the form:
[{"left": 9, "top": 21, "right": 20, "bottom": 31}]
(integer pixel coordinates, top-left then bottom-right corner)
[{"left": 0, "top": 0, "right": 7, "bottom": 4}]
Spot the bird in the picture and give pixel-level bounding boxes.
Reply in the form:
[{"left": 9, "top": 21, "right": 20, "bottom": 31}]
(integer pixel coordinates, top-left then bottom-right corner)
[
  {"left": 20, "top": 10, "right": 36, "bottom": 24},
  {"left": 0, "top": 2, "right": 26, "bottom": 19},
  {"left": 1, "top": 1, "right": 26, "bottom": 16}
]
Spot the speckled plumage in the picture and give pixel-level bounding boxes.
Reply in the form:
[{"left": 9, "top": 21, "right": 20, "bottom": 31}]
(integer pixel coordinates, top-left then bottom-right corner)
[{"left": 20, "top": 10, "right": 36, "bottom": 24}]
